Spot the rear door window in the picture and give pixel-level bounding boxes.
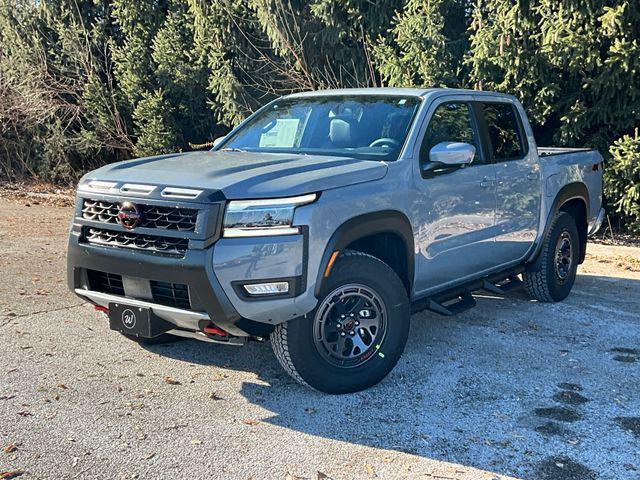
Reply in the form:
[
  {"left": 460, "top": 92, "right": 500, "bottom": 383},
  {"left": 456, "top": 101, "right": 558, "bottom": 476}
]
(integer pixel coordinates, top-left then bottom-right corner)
[{"left": 481, "top": 103, "right": 526, "bottom": 161}]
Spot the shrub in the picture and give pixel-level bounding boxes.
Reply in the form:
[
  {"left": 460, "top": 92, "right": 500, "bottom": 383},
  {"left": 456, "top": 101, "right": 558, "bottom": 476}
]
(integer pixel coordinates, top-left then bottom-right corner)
[{"left": 605, "top": 129, "right": 640, "bottom": 233}]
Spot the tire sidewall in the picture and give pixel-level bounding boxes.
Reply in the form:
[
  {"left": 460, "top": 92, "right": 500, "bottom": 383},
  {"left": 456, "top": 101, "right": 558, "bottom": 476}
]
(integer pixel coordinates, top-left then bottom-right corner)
[
  {"left": 545, "top": 213, "right": 580, "bottom": 301},
  {"left": 285, "top": 253, "right": 410, "bottom": 394}
]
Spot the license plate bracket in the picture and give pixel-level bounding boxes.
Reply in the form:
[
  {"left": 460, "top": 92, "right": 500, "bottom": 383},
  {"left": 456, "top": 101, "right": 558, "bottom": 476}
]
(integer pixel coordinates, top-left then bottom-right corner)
[{"left": 108, "top": 303, "right": 172, "bottom": 338}]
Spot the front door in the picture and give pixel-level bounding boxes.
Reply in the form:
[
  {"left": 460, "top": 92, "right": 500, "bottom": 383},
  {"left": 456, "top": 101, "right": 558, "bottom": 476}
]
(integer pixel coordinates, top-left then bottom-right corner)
[{"left": 412, "top": 100, "right": 497, "bottom": 295}]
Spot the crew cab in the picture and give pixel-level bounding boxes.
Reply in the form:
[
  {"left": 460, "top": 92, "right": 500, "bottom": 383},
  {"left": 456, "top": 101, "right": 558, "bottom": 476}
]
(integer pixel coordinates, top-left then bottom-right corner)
[{"left": 68, "top": 88, "right": 604, "bottom": 393}]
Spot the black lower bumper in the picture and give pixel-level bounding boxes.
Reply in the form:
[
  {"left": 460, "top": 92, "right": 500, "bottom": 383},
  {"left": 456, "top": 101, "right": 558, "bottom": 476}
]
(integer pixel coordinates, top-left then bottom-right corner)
[{"left": 67, "top": 232, "right": 269, "bottom": 337}]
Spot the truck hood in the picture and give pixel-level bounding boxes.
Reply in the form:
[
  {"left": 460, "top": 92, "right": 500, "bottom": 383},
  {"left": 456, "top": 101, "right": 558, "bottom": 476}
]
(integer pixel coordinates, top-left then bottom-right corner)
[{"left": 84, "top": 151, "right": 388, "bottom": 199}]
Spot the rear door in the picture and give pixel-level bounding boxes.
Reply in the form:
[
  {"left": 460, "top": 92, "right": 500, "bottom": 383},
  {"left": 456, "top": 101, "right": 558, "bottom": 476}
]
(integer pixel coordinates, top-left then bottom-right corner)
[
  {"left": 478, "top": 101, "right": 540, "bottom": 262},
  {"left": 412, "top": 98, "right": 498, "bottom": 294}
]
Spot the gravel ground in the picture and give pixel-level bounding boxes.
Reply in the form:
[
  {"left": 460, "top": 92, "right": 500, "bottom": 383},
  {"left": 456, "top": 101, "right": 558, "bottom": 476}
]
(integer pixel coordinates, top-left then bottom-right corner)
[{"left": 1, "top": 199, "right": 639, "bottom": 480}]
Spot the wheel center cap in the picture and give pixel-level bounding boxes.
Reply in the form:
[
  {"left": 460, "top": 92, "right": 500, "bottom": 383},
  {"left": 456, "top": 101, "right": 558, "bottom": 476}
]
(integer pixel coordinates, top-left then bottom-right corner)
[{"left": 343, "top": 319, "right": 355, "bottom": 331}]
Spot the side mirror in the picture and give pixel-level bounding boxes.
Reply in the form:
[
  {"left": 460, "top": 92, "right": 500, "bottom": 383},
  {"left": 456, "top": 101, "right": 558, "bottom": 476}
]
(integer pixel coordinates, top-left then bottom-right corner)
[
  {"left": 421, "top": 141, "right": 476, "bottom": 176},
  {"left": 429, "top": 141, "right": 476, "bottom": 166},
  {"left": 212, "top": 136, "right": 226, "bottom": 148}
]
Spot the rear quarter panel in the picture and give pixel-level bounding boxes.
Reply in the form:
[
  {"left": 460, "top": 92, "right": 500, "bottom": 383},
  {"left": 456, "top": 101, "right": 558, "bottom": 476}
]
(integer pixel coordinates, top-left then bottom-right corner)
[{"left": 540, "top": 150, "right": 604, "bottom": 227}]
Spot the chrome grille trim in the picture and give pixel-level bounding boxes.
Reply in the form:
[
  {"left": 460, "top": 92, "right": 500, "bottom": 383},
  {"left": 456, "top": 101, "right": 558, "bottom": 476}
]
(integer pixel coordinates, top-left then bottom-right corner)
[
  {"left": 78, "top": 180, "right": 118, "bottom": 194},
  {"left": 81, "top": 199, "right": 198, "bottom": 232},
  {"left": 120, "top": 183, "right": 156, "bottom": 195},
  {"left": 161, "top": 187, "right": 203, "bottom": 200},
  {"left": 82, "top": 227, "right": 189, "bottom": 257}
]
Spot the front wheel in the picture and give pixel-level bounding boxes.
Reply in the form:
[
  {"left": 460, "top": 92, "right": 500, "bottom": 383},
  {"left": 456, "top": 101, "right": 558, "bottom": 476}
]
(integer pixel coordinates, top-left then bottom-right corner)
[
  {"left": 271, "top": 250, "right": 410, "bottom": 394},
  {"left": 523, "top": 211, "right": 580, "bottom": 302}
]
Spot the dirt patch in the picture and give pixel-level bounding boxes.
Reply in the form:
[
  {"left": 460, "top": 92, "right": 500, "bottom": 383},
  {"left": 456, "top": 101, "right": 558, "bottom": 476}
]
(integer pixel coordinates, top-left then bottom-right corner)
[
  {"left": 615, "top": 417, "right": 640, "bottom": 438},
  {"left": 613, "top": 355, "right": 637, "bottom": 363},
  {"left": 609, "top": 347, "right": 639, "bottom": 363},
  {"left": 534, "top": 407, "right": 581, "bottom": 422},
  {"left": 585, "top": 253, "right": 640, "bottom": 272},
  {"left": 0, "top": 181, "right": 75, "bottom": 207},
  {"left": 580, "top": 243, "right": 640, "bottom": 279},
  {"left": 552, "top": 391, "right": 590, "bottom": 406},
  {"left": 610, "top": 347, "right": 640, "bottom": 355},
  {"left": 591, "top": 234, "right": 640, "bottom": 248},
  {"left": 536, "top": 456, "right": 597, "bottom": 480},
  {"left": 535, "top": 422, "right": 571, "bottom": 437}
]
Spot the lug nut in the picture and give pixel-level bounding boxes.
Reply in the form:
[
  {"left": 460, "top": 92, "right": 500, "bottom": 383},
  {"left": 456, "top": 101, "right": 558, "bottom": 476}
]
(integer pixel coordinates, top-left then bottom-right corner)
[
  {"left": 340, "top": 332, "right": 346, "bottom": 337},
  {"left": 336, "top": 323, "right": 342, "bottom": 329},
  {"left": 355, "top": 321, "right": 360, "bottom": 326},
  {"left": 349, "top": 313, "right": 354, "bottom": 317},
  {"left": 349, "top": 331, "right": 355, "bottom": 336},
  {"left": 340, "top": 314, "right": 346, "bottom": 319}
]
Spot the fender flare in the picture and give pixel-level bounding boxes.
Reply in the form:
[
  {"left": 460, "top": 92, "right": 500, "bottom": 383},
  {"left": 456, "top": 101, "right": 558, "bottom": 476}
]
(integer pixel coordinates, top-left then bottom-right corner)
[
  {"left": 528, "top": 182, "right": 589, "bottom": 267},
  {"left": 314, "top": 210, "right": 415, "bottom": 297}
]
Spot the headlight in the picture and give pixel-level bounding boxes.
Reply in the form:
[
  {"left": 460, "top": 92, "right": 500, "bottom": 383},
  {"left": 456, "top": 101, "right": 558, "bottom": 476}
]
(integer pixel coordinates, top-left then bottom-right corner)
[{"left": 223, "top": 193, "right": 317, "bottom": 237}]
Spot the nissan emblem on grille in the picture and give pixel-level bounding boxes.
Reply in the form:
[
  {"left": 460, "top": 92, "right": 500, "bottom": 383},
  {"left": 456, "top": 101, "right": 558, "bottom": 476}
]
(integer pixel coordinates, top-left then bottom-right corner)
[{"left": 118, "top": 202, "right": 141, "bottom": 229}]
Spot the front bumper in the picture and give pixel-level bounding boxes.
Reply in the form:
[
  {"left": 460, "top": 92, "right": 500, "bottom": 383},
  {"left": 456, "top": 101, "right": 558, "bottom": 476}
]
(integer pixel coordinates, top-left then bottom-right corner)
[
  {"left": 74, "top": 288, "right": 245, "bottom": 345},
  {"left": 67, "top": 231, "right": 257, "bottom": 336},
  {"left": 68, "top": 186, "right": 322, "bottom": 339},
  {"left": 68, "top": 230, "right": 316, "bottom": 339}
]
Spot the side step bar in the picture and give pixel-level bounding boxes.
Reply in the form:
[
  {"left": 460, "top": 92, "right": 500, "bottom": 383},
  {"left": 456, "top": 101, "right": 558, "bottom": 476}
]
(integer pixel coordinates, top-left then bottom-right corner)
[
  {"left": 482, "top": 275, "right": 524, "bottom": 294},
  {"left": 412, "top": 270, "right": 525, "bottom": 317},
  {"left": 427, "top": 292, "right": 477, "bottom": 316}
]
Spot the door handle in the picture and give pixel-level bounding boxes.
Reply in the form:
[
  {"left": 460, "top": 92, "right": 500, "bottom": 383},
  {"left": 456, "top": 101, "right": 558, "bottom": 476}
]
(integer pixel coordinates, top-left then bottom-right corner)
[
  {"left": 527, "top": 171, "right": 538, "bottom": 180},
  {"left": 480, "top": 177, "right": 496, "bottom": 188}
]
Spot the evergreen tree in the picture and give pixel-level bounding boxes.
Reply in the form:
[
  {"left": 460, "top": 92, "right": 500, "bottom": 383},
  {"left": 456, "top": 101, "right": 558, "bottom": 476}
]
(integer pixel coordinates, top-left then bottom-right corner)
[
  {"left": 1, "top": 0, "right": 639, "bottom": 232},
  {"left": 372, "top": 0, "right": 470, "bottom": 87}
]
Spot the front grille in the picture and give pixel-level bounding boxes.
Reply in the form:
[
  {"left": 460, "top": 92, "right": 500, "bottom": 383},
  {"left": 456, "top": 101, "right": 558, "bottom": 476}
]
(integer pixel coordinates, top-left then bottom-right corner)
[
  {"left": 87, "top": 269, "right": 125, "bottom": 296},
  {"left": 82, "top": 199, "right": 198, "bottom": 232},
  {"left": 150, "top": 281, "right": 191, "bottom": 309},
  {"left": 83, "top": 227, "right": 188, "bottom": 257}
]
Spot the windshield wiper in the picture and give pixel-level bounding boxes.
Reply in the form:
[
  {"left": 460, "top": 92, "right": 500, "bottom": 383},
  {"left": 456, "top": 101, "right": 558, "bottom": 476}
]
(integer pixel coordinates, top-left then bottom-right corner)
[{"left": 220, "top": 147, "right": 247, "bottom": 152}]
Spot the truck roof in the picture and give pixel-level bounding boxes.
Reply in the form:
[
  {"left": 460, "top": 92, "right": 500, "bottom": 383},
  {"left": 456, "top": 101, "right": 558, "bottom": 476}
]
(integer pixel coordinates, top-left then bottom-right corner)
[{"left": 285, "top": 87, "right": 517, "bottom": 101}]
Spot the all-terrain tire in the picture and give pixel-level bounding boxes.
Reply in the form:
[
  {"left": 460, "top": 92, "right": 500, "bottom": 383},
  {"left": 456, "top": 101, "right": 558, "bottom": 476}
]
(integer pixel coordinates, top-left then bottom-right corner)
[
  {"left": 271, "top": 250, "right": 410, "bottom": 394},
  {"left": 523, "top": 211, "right": 580, "bottom": 302}
]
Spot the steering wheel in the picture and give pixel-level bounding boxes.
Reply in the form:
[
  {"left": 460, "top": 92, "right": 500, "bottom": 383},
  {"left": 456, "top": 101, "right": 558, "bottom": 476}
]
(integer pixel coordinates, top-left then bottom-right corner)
[{"left": 369, "top": 138, "right": 400, "bottom": 149}]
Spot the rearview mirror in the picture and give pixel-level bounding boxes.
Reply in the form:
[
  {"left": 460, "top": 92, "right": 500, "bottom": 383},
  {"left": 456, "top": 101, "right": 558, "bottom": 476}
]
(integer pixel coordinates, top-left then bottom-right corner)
[
  {"left": 213, "top": 136, "right": 226, "bottom": 148},
  {"left": 429, "top": 141, "right": 476, "bottom": 166}
]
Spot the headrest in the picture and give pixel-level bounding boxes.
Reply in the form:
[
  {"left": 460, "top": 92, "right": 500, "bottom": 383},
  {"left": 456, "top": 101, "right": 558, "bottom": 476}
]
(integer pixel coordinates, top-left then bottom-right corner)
[{"left": 329, "top": 117, "right": 352, "bottom": 146}]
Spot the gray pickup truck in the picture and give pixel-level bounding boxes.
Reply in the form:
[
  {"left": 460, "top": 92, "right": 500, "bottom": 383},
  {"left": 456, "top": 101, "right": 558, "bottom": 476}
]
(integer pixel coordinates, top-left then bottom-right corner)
[{"left": 67, "top": 88, "right": 604, "bottom": 393}]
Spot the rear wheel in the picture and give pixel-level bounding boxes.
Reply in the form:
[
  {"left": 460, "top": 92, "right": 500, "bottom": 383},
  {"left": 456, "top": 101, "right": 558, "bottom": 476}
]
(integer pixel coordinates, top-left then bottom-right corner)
[
  {"left": 271, "top": 250, "right": 410, "bottom": 394},
  {"left": 524, "top": 211, "right": 580, "bottom": 302}
]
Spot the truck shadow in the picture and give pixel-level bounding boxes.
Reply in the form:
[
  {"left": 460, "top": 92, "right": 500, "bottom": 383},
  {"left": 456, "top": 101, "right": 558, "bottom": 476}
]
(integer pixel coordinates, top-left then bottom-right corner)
[{"left": 144, "top": 273, "right": 640, "bottom": 480}]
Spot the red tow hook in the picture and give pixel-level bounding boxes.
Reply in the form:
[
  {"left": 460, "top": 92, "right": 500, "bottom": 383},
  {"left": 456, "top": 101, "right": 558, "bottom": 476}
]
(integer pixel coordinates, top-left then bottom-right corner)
[
  {"left": 203, "top": 325, "right": 228, "bottom": 337},
  {"left": 94, "top": 305, "right": 109, "bottom": 314}
]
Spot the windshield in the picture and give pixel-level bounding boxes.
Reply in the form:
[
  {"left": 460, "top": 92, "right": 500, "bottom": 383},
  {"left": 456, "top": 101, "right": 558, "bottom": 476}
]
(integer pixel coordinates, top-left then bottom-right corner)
[{"left": 220, "top": 95, "right": 422, "bottom": 161}]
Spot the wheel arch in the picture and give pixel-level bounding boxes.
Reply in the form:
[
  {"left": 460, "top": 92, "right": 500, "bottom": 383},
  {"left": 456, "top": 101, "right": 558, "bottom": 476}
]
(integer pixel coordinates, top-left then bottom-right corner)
[
  {"left": 314, "top": 210, "right": 415, "bottom": 297},
  {"left": 529, "top": 182, "right": 589, "bottom": 267}
]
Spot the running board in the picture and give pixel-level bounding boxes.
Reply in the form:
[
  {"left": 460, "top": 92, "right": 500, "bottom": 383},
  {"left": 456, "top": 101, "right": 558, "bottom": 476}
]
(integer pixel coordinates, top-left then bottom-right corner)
[
  {"left": 411, "top": 269, "right": 527, "bottom": 316},
  {"left": 426, "top": 292, "right": 477, "bottom": 316},
  {"left": 482, "top": 275, "right": 523, "bottom": 294}
]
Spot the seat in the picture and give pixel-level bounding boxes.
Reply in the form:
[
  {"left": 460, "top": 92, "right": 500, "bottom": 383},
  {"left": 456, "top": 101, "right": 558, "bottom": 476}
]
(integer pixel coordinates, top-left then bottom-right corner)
[{"left": 328, "top": 116, "right": 356, "bottom": 148}]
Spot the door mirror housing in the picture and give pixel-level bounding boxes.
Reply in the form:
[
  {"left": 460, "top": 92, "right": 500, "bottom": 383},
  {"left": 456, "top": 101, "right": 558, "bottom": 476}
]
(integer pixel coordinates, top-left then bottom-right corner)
[
  {"left": 421, "top": 141, "right": 476, "bottom": 176},
  {"left": 213, "top": 136, "right": 226, "bottom": 148},
  {"left": 429, "top": 141, "right": 476, "bottom": 166}
]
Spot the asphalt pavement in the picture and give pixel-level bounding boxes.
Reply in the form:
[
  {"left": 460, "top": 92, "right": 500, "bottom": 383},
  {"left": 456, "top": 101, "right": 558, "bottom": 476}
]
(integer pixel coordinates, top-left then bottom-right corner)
[{"left": 1, "top": 199, "right": 639, "bottom": 480}]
